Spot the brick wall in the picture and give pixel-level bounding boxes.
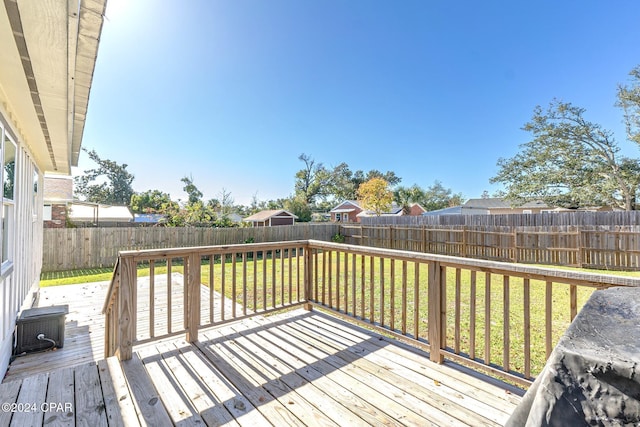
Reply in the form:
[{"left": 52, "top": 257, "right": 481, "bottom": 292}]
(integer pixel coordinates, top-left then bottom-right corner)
[{"left": 44, "top": 203, "right": 67, "bottom": 228}]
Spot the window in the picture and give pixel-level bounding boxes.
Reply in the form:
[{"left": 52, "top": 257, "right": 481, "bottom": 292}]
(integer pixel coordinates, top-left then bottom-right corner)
[
  {"left": 1, "top": 129, "right": 16, "bottom": 265},
  {"left": 43, "top": 205, "right": 52, "bottom": 221},
  {"left": 33, "top": 169, "right": 39, "bottom": 216},
  {"left": 335, "top": 213, "right": 341, "bottom": 222}
]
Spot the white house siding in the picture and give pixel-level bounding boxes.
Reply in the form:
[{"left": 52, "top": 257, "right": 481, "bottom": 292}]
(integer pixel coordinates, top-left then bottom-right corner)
[{"left": 0, "top": 113, "right": 43, "bottom": 378}]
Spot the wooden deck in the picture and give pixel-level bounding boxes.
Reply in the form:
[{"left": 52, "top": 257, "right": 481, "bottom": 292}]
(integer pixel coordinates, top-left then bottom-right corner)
[{"left": 2, "top": 281, "right": 524, "bottom": 426}]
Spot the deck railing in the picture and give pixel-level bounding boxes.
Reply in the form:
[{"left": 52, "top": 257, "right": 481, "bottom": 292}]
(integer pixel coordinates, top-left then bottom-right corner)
[{"left": 103, "top": 239, "right": 640, "bottom": 386}]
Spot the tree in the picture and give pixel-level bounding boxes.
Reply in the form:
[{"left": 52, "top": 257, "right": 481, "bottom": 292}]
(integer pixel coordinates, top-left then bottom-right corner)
[
  {"left": 294, "top": 154, "right": 404, "bottom": 205},
  {"left": 491, "top": 99, "right": 640, "bottom": 210},
  {"left": 74, "top": 149, "right": 134, "bottom": 205},
  {"left": 284, "top": 195, "right": 312, "bottom": 222},
  {"left": 130, "top": 190, "right": 172, "bottom": 213},
  {"left": 357, "top": 178, "right": 393, "bottom": 216},
  {"left": 218, "top": 188, "right": 234, "bottom": 217},
  {"left": 393, "top": 185, "right": 425, "bottom": 214},
  {"left": 394, "top": 181, "right": 464, "bottom": 213},
  {"left": 422, "top": 181, "right": 465, "bottom": 211},
  {"left": 294, "top": 154, "right": 332, "bottom": 204},
  {"left": 617, "top": 65, "right": 640, "bottom": 145},
  {"left": 181, "top": 175, "right": 203, "bottom": 205}
]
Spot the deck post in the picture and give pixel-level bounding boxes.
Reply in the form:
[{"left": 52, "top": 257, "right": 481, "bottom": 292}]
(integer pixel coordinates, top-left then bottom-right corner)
[
  {"left": 428, "top": 261, "right": 444, "bottom": 363},
  {"left": 186, "top": 252, "right": 201, "bottom": 343},
  {"left": 117, "top": 256, "right": 137, "bottom": 361},
  {"left": 303, "top": 244, "right": 313, "bottom": 311}
]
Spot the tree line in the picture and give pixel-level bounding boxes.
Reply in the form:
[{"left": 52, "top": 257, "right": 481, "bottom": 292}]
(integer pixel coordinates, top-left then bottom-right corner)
[{"left": 72, "top": 150, "right": 465, "bottom": 226}]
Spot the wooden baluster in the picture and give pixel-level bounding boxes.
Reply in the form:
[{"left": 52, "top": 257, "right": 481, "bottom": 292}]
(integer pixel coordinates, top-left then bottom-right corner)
[
  {"left": 428, "top": 261, "right": 443, "bottom": 363},
  {"left": 186, "top": 253, "right": 201, "bottom": 343},
  {"left": 118, "top": 256, "right": 137, "bottom": 361}
]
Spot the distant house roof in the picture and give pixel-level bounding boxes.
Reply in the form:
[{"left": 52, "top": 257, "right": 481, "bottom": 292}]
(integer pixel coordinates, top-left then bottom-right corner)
[
  {"left": 422, "top": 206, "right": 463, "bottom": 216},
  {"left": 244, "top": 210, "right": 298, "bottom": 222},
  {"left": 330, "top": 200, "right": 361, "bottom": 213},
  {"left": 463, "top": 198, "right": 511, "bottom": 209},
  {"left": 69, "top": 203, "right": 133, "bottom": 223},
  {"left": 133, "top": 213, "right": 165, "bottom": 223},
  {"left": 356, "top": 203, "right": 404, "bottom": 218},
  {"left": 462, "top": 198, "right": 549, "bottom": 210}
]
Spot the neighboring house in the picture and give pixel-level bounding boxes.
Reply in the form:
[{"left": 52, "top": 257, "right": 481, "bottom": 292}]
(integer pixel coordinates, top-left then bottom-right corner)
[
  {"left": 407, "top": 203, "right": 427, "bottom": 216},
  {"left": 43, "top": 175, "right": 74, "bottom": 228},
  {"left": 331, "top": 201, "right": 426, "bottom": 223},
  {"left": 0, "top": 1, "right": 106, "bottom": 377},
  {"left": 330, "top": 200, "right": 363, "bottom": 223},
  {"left": 461, "top": 198, "right": 550, "bottom": 215},
  {"left": 68, "top": 203, "right": 133, "bottom": 225},
  {"left": 422, "top": 205, "right": 463, "bottom": 216},
  {"left": 244, "top": 210, "right": 297, "bottom": 226},
  {"left": 357, "top": 202, "right": 404, "bottom": 219},
  {"left": 133, "top": 213, "right": 166, "bottom": 225}
]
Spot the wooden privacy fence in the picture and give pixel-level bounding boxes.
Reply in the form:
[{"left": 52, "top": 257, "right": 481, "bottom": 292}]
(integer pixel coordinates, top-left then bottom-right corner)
[
  {"left": 42, "top": 224, "right": 340, "bottom": 272},
  {"left": 103, "top": 239, "right": 640, "bottom": 386},
  {"left": 362, "top": 211, "right": 640, "bottom": 227},
  {"left": 341, "top": 225, "right": 640, "bottom": 270}
]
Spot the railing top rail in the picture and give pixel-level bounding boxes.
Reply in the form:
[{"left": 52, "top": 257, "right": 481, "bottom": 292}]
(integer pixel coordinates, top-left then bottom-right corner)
[
  {"left": 307, "top": 240, "right": 640, "bottom": 288},
  {"left": 117, "top": 239, "right": 310, "bottom": 261},
  {"left": 102, "top": 257, "right": 121, "bottom": 314}
]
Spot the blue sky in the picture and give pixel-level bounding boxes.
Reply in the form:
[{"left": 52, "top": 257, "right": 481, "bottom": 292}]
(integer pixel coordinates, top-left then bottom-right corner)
[{"left": 78, "top": 0, "right": 640, "bottom": 205}]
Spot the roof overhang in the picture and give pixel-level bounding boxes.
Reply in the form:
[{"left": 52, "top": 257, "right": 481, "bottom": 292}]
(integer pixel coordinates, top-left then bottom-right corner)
[{"left": 0, "top": 0, "right": 107, "bottom": 174}]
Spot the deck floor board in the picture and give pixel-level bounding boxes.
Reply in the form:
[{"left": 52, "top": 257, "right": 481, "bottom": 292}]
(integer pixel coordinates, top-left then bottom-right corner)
[{"left": 1, "top": 280, "right": 523, "bottom": 426}]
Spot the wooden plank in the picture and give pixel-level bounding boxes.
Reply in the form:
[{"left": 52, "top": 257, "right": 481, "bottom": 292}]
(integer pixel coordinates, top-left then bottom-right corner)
[
  {"left": 427, "top": 261, "right": 442, "bottom": 362},
  {"left": 10, "top": 372, "right": 48, "bottom": 427},
  {"left": 74, "top": 362, "right": 108, "bottom": 427},
  {"left": 43, "top": 366, "right": 75, "bottom": 427},
  {"left": 196, "top": 332, "right": 305, "bottom": 426},
  {"left": 214, "top": 324, "right": 347, "bottom": 427},
  {"left": 369, "top": 256, "right": 374, "bottom": 322},
  {"left": 470, "top": 270, "right": 477, "bottom": 360},
  {"left": 454, "top": 268, "right": 461, "bottom": 354},
  {"left": 413, "top": 262, "right": 421, "bottom": 340},
  {"left": 274, "top": 312, "right": 506, "bottom": 426},
  {"left": 545, "top": 281, "right": 553, "bottom": 359},
  {"left": 570, "top": 284, "right": 578, "bottom": 321},
  {"left": 389, "top": 259, "right": 395, "bottom": 331},
  {"left": 246, "top": 316, "right": 445, "bottom": 426},
  {"left": 302, "top": 310, "right": 522, "bottom": 408},
  {"left": 120, "top": 353, "right": 172, "bottom": 426},
  {"left": 379, "top": 257, "right": 384, "bottom": 327},
  {"left": 97, "top": 357, "right": 140, "bottom": 427},
  {"left": 0, "top": 380, "right": 21, "bottom": 427},
  {"left": 524, "top": 278, "right": 531, "bottom": 379},
  {"left": 484, "top": 272, "right": 491, "bottom": 365},
  {"left": 154, "top": 342, "right": 238, "bottom": 427},
  {"left": 401, "top": 260, "right": 407, "bottom": 335},
  {"left": 174, "top": 341, "right": 265, "bottom": 426},
  {"left": 503, "top": 276, "right": 510, "bottom": 372}
]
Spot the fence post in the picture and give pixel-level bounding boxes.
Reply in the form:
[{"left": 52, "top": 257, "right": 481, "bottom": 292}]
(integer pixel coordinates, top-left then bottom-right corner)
[
  {"left": 304, "top": 244, "right": 313, "bottom": 311},
  {"left": 462, "top": 226, "right": 467, "bottom": 258},
  {"left": 186, "top": 252, "right": 201, "bottom": 343},
  {"left": 513, "top": 229, "right": 518, "bottom": 263},
  {"left": 117, "top": 256, "right": 137, "bottom": 361},
  {"left": 576, "top": 229, "right": 583, "bottom": 267},
  {"left": 428, "top": 261, "right": 444, "bottom": 363}
]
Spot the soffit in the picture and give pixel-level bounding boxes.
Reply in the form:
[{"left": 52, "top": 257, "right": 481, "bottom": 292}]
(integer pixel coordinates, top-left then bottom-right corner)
[{"left": 0, "top": 0, "right": 106, "bottom": 174}]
